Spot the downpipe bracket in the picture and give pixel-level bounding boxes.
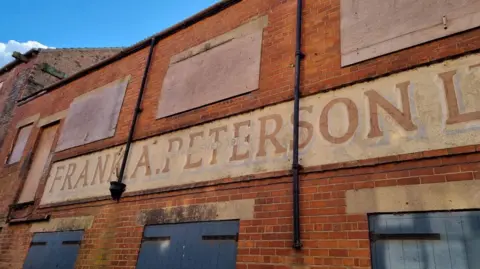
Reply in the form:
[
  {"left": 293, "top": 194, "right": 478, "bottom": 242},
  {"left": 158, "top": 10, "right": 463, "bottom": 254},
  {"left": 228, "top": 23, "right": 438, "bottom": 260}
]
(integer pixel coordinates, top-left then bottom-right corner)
[
  {"left": 291, "top": 163, "right": 303, "bottom": 172},
  {"left": 293, "top": 240, "right": 303, "bottom": 250},
  {"left": 295, "top": 50, "right": 305, "bottom": 59}
]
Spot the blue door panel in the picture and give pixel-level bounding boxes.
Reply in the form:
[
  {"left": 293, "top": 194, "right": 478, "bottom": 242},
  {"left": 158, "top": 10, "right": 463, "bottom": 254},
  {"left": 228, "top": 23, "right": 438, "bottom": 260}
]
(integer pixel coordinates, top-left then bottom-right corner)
[
  {"left": 23, "top": 231, "right": 84, "bottom": 269},
  {"left": 370, "top": 211, "right": 480, "bottom": 269},
  {"left": 23, "top": 245, "right": 50, "bottom": 269},
  {"left": 137, "top": 221, "right": 239, "bottom": 269}
]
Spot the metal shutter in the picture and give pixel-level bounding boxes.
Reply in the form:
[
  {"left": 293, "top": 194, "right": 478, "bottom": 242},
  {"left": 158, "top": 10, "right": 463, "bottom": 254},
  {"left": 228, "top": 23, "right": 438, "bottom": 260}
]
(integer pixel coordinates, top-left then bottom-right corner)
[
  {"left": 23, "top": 231, "right": 84, "bottom": 269},
  {"left": 136, "top": 221, "right": 239, "bottom": 269},
  {"left": 369, "top": 211, "right": 480, "bottom": 269}
]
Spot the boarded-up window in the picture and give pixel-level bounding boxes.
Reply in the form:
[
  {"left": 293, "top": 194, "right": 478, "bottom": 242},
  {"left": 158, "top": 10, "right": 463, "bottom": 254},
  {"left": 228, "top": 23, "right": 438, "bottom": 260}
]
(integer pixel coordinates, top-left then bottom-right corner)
[
  {"left": 7, "top": 124, "right": 33, "bottom": 164},
  {"left": 23, "top": 231, "right": 84, "bottom": 269},
  {"left": 341, "top": 0, "right": 480, "bottom": 66},
  {"left": 369, "top": 211, "right": 480, "bottom": 269},
  {"left": 18, "top": 124, "right": 58, "bottom": 203},
  {"left": 55, "top": 77, "right": 129, "bottom": 152},
  {"left": 156, "top": 29, "right": 263, "bottom": 118}
]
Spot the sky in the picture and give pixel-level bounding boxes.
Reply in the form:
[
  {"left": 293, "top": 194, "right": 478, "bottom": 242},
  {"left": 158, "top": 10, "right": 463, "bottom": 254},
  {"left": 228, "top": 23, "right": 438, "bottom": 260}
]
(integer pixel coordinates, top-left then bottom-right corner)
[{"left": 0, "top": 0, "right": 218, "bottom": 67}]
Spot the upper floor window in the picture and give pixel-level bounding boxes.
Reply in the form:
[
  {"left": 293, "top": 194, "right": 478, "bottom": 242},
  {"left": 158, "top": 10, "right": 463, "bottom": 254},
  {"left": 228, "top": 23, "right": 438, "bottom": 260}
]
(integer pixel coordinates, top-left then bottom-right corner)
[
  {"left": 156, "top": 16, "right": 267, "bottom": 119},
  {"left": 341, "top": 0, "right": 480, "bottom": 66},
  {"left": 55, "top": 77, "right": 129, "bottom": 152},
  {"left": 17, "top": 123, "right": 59, "bottom": 204},
  {"left": 7, "top": 123, "right": 33, "bottom": 164}
]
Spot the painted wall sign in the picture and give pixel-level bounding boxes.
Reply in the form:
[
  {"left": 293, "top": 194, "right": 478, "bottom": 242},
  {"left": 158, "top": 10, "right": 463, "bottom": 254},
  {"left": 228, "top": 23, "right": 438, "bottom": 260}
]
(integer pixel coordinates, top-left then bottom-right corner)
[{"left": 41, "top": 54, "right": 480, "bottom": 205}]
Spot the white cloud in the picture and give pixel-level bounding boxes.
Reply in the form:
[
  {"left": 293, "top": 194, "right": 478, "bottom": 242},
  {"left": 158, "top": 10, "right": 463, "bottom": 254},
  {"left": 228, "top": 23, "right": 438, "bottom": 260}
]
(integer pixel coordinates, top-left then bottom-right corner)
[{"left": 0, "top": 40, "right": 53, "bottom": 68}]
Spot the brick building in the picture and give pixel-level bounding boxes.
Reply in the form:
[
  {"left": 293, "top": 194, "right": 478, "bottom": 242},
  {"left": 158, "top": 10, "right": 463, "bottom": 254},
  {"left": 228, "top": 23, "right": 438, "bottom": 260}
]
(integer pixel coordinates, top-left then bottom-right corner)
[
  {"left": 0, "top": 48, "right": 122, "bottom": 150},
  {"left": 0, "top": 0, "right": 480, "bottom": 268}
]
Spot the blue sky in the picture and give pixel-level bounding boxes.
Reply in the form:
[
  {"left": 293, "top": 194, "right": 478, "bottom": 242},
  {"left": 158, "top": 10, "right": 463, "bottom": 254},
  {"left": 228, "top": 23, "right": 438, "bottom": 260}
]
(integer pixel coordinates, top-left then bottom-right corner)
[{"left": 0, "top": 0, "right": 218, "bottom": 67}]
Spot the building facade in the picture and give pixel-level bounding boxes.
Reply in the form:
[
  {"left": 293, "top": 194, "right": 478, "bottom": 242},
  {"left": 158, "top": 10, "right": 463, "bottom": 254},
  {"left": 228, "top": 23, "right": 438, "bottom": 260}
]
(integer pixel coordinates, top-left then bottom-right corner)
[
  {"left": 0, "top": 48, "right": 122, "bottom": 151},
  {"left": 1, "top": 0, "right": 480, "bottom": 268}
]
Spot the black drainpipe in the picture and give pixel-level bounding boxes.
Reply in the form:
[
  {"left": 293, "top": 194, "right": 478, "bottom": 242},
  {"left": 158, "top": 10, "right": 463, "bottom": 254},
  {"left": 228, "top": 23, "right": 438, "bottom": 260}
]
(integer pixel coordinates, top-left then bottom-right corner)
[
  {"left": 292, "top": 0, "right": 304, "bottom": 250},
  {"left": 109, "top": 37, "right": 158, "bottom": 201}
]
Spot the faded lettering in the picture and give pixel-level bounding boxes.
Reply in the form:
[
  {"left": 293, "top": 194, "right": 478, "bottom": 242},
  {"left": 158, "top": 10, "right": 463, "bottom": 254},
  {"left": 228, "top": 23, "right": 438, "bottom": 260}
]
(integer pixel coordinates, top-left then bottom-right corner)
[
  {"left": 366, "top": 82, "right": 417, "bottom": 138},
  {"left": 184, "top": 132, "right": 204, "bottom": 169},
  {"left": 109, "top": 149, "right": 124, "bottom": 182},
  {"left": 49, "top": 165, "right": 65, "bottom": 193},
  {"left": 439, "top": 70, "right": 480, "bottom": 124},
  {"left": 74, "top": 160, "right": 89, "bottom": 188},
  {"left": 91, "top": 155, "right": 110, "bottom": 185},
  {"left": 162, "top": 137, "right": 183, "bottom": 173},
  {"left": 40, "top": 54, "right": 480, "bottom": 205},
  {"left": 320, "top": 98, "right": 358, "bottom": 144},
  {"left": 291, "top": 106, "right": 314, "bottom": 149},
  {"left": 131, "top": 145, "right": 152, "bottom": 179},
  {"left": 257, "top": 114, "right": 287, "bottom": 157},
  {"left": 209, "top": 126, "right": 227, "bottom": 165},
  {"left": 230, "top": 120, "right": 251, "bottom": 162},
  {"left": 61, "top": 163, "right": 76, "bottom": 191}
]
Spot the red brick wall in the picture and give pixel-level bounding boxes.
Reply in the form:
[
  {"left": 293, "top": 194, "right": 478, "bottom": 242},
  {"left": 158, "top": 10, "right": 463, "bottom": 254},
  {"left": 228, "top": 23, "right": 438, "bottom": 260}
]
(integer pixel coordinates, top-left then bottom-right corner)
[
  {"left": 0, "top": 48, "right": 122, "bottom": 151},
  {"left": 0, "top": 48, "right": 149, "bottom": 218},
  {"left": 23, "top": 48, "right": 122, "bottom": 98},
  {"left": 0, "top": 59, "right": 37, "bottom": 149},
  {"left": 1, "top": 151, "right": 478, "bottom": 269},
  {"left": 0, "top": 0, "right": 479, "bottom": 268}
]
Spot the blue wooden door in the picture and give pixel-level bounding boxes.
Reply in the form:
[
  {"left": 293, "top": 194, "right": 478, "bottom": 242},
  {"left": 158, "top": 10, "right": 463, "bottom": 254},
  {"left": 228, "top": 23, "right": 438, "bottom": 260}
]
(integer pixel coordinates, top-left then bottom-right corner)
[
  {"left": 369, "top": 211, "right": 480, "bottom": 269},
  {"left": 136, "top": 221, "right": 239, "bottom": 269},
  {"left": 23, "top": 231, "right": 84, "bottom": 269}
]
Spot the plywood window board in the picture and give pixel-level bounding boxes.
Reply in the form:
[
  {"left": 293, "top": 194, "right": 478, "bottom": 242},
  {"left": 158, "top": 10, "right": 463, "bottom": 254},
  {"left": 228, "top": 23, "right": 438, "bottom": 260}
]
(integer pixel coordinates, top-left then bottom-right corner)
[
  {"left": 341, "top": 0, "right": 480, "bottom": 66},
  {"left": 7, "top": 124, "right": 33, "bottom": 164},
  {"left": 156, "top": 17, "right": 268, "bottom": 119},
  {"left": 17, "top": 124, "right": 58, "bottom": 203},
  {"left": 55, "top": 76, "right": 130, "bottom": 152}
]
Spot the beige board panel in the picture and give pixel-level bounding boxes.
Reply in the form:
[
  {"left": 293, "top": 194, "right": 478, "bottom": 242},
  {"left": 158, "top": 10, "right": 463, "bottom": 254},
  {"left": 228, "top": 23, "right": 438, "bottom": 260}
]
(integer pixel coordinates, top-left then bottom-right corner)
[
  {"left": 346, "top": 181, "right": 480, "bottom": 214},
  {"left": 41, "top": 53, "right": 480, "bottom": 205},
  {"left": 169, "top": 16, "right": 268, "bottom": 65},
  {"left": 18, "top": 124, "right": 58, "bottom": 203},
  {"left": 341, "top": 0, "right": 480, "bottom": 66},
  {"left": 55, "top": 76, "right": 130, "bottom": 152},
  {"left": 8, "top": 124, "right": 34, "bottom": 164},
  {"left": 157, "top": 30, "right": 263, "bottom": 118}
]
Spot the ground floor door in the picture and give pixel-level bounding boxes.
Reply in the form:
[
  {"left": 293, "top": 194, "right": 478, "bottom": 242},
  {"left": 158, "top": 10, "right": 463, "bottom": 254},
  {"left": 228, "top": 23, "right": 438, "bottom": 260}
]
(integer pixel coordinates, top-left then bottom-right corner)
[
  {"left": 136, "top": 220, "right": 239, "bottom": 269},
  {"left": 369, "top": 211, "right": 480, "bottom": 269},
  {"left": 23, "top": 230, "right": 84, "bottom": 269}
]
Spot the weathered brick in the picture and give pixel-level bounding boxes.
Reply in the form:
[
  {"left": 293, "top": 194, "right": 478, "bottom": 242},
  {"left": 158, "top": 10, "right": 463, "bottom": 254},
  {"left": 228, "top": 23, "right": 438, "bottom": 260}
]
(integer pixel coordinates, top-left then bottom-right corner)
[{"left": 0, "top": 0, "right": 479, "bottom": 268}]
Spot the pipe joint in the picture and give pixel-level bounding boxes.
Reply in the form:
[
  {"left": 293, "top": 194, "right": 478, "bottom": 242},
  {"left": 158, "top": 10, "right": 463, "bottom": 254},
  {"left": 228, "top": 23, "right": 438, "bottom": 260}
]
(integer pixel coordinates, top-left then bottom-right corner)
[
  {"left": 293, "top": 240, "right": 303, "bottom": 250},
  {"left": 292, "top": 163, "right": 302, "bottom": 171}
]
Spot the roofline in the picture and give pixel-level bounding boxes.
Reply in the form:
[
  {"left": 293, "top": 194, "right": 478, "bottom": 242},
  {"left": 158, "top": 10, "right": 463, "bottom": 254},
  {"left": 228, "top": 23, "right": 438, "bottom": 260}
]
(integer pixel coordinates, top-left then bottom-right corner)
[
  {"left": 41, "top": 47, "right": 124, "bottom": 52},
  {"left": 17, "top": 0, "right": 242, "bottom": 104},
  {"left": 0, "top": 49, "right": 39, "bottom": 75},
  {"left": 0, "top": 47, "right": 123, "bottom": 76}
]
